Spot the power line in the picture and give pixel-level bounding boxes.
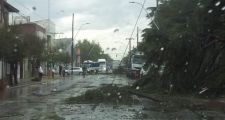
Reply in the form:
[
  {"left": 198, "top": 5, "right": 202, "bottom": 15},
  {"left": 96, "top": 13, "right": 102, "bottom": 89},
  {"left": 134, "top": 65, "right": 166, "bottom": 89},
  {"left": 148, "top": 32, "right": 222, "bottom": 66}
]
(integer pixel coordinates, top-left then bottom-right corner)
[
  {"left": 120, "top": 0, "right": 146, "bottom": 62},
  {"left": 111, "top": 0, "right": 147, "bottom": 85},
  {"left": 13, "top": 0, "right": 30, "bottom": 12}
]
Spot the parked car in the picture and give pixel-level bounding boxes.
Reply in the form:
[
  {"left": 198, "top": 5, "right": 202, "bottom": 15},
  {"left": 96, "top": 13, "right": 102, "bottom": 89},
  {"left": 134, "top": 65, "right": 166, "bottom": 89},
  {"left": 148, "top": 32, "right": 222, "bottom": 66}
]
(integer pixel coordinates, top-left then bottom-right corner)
[{"left": 65, "top": 67, "right": 82, "bottom": 75}]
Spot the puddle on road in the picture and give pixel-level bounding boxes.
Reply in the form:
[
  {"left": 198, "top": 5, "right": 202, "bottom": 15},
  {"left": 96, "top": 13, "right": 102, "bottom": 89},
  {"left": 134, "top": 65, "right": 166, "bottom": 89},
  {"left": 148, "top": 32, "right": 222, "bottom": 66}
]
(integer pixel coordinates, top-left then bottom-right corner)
[{"left": 0, "top": 85, "right": 41, "bottom": 101}]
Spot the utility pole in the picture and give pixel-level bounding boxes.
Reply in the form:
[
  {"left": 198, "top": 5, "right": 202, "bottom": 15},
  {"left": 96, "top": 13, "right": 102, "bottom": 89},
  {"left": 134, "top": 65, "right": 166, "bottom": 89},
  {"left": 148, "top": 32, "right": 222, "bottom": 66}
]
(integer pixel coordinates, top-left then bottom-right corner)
[
  {"left": 1, "top": 0, "right": 6, "bottom": 27},
  {"left": 126, "top": 38, "right": 134, "bottom": 68},
  {"left": 156, "top": 0, "right": 159, "bottom": 7},
  {"left": 126, "top": 38, "right": 134, "bottom": 55},
  {"left": 71, "top": 13, "right": 74, "bottom": 75},
  {"left": 137, "top": 27, "right": 139, "bottom": 48},
  {"left": 0, "top": 0, "right": 3, "bottom": 23}
]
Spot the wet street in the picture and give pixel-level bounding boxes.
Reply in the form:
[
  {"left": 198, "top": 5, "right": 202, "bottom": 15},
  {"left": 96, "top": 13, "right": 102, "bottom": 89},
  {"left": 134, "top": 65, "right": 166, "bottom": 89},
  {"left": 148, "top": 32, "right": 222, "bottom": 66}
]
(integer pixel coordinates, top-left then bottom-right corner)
[
  {"left": 0, "top": 74, "right": 224, "bottom": 120},
  {"left": 0, "top": 74, "right": 140, "bottom": 120}
]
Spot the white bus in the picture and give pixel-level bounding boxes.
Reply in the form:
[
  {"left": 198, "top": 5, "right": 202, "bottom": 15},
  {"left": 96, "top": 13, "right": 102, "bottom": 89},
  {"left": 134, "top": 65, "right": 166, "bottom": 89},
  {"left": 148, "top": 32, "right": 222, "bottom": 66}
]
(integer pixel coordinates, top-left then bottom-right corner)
[{"left": 98, "top": 59, "right": 107, "bottom": 73}]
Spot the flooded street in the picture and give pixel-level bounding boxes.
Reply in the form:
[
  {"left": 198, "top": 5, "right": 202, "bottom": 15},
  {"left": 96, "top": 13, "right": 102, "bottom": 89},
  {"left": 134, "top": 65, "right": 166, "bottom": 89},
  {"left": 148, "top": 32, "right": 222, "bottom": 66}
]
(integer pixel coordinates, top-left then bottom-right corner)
[{"left": 0, "top": 74, "right": 224, "bottom": 120}]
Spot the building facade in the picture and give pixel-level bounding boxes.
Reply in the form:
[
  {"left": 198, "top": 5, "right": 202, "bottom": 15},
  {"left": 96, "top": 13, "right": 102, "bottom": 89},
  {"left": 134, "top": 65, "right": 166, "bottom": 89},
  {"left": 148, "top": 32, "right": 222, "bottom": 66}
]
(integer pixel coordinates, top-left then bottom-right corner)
[
  {"left": 0, "top": 0, "right": 19, "bottom": 81},
  {"left": 16, "top": 22, "right": 47, "bottom": 39},
  {"left": 15, "top": 22, "right": 47, "bottom": 79},
  {"left": 34, "top": 19, "right": 55, "bottom": 41},
  {"left": 0, "top": 0, "right": 19, "bottom": 28}
]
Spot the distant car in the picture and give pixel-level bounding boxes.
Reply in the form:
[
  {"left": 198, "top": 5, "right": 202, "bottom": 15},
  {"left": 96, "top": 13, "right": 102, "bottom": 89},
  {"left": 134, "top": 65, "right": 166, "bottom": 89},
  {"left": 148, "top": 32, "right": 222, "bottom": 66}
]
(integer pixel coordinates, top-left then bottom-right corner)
[{"left": 65, "top": 67, "right": 82, "bottom": 75}]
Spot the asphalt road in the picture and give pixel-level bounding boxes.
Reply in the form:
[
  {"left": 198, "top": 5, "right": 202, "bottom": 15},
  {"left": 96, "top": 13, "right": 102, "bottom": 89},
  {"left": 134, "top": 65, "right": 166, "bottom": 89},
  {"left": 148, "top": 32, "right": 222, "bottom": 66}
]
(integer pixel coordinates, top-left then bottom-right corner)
[
  {"left": 0, "top": 74, "right": 138, "bottom": 120},
  {"left": 0, "top": 74, "right": 224, "bottom": 120}
]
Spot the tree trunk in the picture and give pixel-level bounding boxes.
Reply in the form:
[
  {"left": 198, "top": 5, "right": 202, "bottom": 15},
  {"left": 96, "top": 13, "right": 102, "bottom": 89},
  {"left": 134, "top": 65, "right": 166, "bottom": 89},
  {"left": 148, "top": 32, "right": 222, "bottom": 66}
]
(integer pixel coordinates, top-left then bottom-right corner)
[
  {"left": 13, "top": 62, "right": 18, "bottom": 85},
  {"left": 20, "top": 60, "right": 23, "bottom": 79}
]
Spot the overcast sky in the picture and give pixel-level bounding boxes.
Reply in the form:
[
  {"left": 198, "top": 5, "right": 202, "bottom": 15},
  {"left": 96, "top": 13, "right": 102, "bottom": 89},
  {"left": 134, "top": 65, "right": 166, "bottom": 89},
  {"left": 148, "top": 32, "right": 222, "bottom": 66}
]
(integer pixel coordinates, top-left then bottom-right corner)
[{"left": 8, "top": 0, "right": 156, "bottom": 60}]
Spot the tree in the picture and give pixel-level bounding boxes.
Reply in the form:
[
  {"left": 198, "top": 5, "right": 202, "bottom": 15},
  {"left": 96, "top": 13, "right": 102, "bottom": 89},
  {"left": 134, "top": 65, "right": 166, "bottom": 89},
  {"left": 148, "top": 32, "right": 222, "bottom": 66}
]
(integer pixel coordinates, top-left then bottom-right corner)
[
  {"left": 22, "top": 34, "right": 46, "bottom": 61},
  {"left": 139, "top": 0, "right": 225, "bottom": 94},
  {"left": 121, "top": 48, "right": 138, "bottom": 68},
  {"left": 101, "top": 53, "right": 113, "bottom": 62},
  {"left": 76, "top": 39, "right": 112, "bottom": 62},
  {"left": 0, "top": 26, "right": 47, "bottom": 82},
  {"left": 51, "top": 40, "right": 71, "bottom": 65}
]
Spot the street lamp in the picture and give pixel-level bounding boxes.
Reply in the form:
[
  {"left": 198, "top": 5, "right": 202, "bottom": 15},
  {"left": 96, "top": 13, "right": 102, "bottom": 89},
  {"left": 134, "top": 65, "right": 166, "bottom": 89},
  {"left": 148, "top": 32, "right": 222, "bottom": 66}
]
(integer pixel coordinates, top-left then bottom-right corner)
[
  {"left": 129, "top": 1, "right": 159, "bottom": 30},
  {"left": 74, "top": 22, "right": 90, "bottom": 39},
  {"left": 58, "top": 48, "right": 62, "bottom": 53},
  {"left": 72, "top": 22, "right": 90, "bottom": 67},
  {"left": 129, "top": 2, "right": 149, "bottom": 14}
]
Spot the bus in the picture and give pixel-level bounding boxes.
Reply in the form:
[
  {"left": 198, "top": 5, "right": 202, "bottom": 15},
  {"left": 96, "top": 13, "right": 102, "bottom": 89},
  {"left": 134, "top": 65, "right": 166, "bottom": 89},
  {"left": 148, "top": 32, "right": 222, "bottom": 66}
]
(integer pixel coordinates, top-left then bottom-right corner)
[
  {"left": 98, "top": 59, "right": 107, "bottom": 73},
  {"left": 88, "top": 62, "right": 100, "bottom": 74}
]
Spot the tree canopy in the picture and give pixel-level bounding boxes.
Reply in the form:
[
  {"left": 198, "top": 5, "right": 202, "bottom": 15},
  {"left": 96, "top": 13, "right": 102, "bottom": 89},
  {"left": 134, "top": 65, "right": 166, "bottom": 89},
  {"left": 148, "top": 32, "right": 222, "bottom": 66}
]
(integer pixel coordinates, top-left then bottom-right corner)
[
  {"left": 138, "top": 0, "right": 225, "bottom": 94},
  {"left": 0, "top": 27, "right": 46, "bottom": 63},
  {"left": 51, "top": 40, "right": 71, "bottom": 64},
  {"left": 76, "top": 39, "right": 112, "bottom": 62}
]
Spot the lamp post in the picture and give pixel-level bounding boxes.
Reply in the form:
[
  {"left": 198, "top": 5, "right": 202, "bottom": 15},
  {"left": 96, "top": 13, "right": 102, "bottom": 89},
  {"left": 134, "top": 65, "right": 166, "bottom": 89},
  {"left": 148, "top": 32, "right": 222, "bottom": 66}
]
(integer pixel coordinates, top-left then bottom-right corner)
[
  {"left": 73, "top": 22, "right": 90, "bottom": 66},
  {"left": 74, "top": 23, "right": 90, "bottom": 39},
  {"left": 71, "top": 13, "right": 74, "bottom": 75},
  {"left": 129, "top": 2, "right": 149, "bottom": 14},
  {"left": 58, "top": 48, "right": 62, "bottom": 53},
  {"left": 129, "top": 1, "right": 159, "bottom": 30}
]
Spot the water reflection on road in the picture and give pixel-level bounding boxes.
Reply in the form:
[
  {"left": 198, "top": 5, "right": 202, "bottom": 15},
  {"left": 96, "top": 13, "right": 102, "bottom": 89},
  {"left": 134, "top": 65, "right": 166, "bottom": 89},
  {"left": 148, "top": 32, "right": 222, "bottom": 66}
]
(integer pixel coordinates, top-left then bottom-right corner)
[
  {"left": 0, "top": 75, "right": 138, "bottom": 120},
  {"left": 1, "top": 75, "right": 223, "bottom": 120}
]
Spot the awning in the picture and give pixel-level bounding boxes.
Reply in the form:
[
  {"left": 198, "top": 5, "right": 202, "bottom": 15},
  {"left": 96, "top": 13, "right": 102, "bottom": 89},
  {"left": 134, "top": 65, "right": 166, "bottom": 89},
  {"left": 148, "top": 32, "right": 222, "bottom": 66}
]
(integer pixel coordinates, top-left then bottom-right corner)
[{"left": 3, "top": 1, "right": 19, "bottom": 13}]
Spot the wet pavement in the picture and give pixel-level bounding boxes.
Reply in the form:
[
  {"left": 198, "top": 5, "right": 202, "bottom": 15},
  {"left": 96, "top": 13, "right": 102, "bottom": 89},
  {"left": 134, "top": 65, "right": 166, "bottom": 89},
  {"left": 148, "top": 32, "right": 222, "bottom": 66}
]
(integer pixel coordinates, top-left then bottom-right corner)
[
  {"left": 0, "top": 74, "right": 136, "bottom": 120},
  {"left": 0, "top": 74, "right": 224, "bottom": 120}
]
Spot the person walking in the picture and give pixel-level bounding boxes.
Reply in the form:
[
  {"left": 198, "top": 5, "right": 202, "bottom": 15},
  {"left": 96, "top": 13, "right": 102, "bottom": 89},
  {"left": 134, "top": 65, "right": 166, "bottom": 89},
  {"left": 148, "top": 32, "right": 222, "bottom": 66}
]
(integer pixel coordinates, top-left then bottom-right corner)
[
  {"left": 38, "top": 65, "right": 44, "bottom": 81},
  {"left": 62, "top": 66, "right": 66, "bottom": 78},
  {"left": 59, "top": 65, "right": 62, "bottom": 76},
  {"left": 82, "top": 65, "right": 87, "bottom": 78},
  {"left": 52, "top": 68, "right": 55, "bottom": 79}
]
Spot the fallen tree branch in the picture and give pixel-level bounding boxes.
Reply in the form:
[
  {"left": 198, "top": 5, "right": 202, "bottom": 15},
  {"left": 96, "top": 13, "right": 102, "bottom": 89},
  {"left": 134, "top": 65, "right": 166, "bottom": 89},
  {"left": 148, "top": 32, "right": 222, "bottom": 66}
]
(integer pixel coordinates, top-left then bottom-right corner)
[{"left": 128, "top": 90, "right": 162, "bottom": 102}]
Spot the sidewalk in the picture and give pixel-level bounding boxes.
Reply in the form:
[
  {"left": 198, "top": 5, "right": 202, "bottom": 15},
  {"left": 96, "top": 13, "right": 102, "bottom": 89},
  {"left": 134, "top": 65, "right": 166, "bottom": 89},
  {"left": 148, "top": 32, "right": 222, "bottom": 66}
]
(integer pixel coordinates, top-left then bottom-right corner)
[
  {"left": 0, "top": 75, "right": 81, "bottom": 101},
  {"left": 10, "top": 75, "right": 71, "bottom": 89}
]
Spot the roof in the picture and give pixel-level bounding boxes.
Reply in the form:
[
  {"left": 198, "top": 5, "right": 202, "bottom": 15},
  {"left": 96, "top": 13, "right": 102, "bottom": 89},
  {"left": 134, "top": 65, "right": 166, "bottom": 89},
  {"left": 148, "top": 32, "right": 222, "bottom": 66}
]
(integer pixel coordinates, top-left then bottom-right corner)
[
  {"left": 15, "top": 22, "right": 46, "bottom": 33},
  {"left": 84, "top": 60, "right": 94, "bottom": 63},
  {"left": 3, "top": 1, "right": 19, "bottom": 12}
]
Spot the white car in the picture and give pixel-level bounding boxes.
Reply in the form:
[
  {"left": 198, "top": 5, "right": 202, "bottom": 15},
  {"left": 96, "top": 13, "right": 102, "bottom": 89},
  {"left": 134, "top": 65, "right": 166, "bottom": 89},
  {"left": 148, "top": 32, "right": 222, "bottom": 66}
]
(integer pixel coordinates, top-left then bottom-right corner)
[{"left": 65, "top": 67, "right": 83, "bottom": 75}]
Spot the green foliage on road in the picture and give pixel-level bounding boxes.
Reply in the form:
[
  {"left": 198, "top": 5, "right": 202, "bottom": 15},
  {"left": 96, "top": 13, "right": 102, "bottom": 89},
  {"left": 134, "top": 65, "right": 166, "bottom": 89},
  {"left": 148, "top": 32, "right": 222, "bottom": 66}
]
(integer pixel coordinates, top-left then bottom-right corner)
[
  {"left": 65, "top": 85, "right": 139, "bottom": 105},
  {"left": 76, "top": 39, "right": 112, "bottom": 62},
  {"left": 138, "top": 0, "right": 225, "bottom": 95}
]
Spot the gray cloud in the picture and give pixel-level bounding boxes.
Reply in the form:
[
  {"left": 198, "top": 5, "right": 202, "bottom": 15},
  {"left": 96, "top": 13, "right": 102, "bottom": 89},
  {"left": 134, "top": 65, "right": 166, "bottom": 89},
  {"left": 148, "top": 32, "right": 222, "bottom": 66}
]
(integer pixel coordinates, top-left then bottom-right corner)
[
  {"left": 9, "top": 0, "right": 154, "bottom": 29},
  {"left": 8, "top": 0, "right": 155, "bottom": 59}
]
